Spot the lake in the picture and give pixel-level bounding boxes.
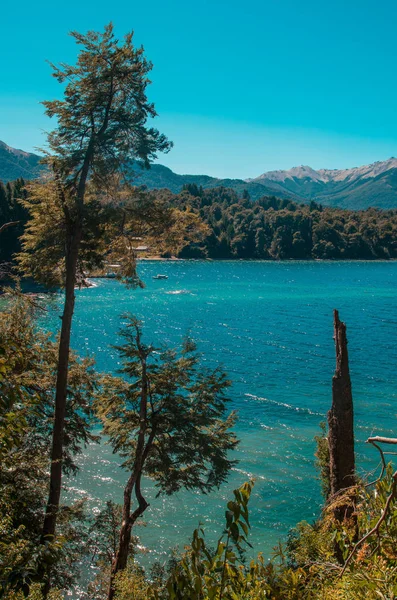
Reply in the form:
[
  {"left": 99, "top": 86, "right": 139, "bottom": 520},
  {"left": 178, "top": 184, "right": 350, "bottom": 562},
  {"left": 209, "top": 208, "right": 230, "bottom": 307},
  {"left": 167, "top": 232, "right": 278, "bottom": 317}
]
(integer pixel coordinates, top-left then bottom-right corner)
[{"left": 42, "top": 260, "right": 397, "bottom": 569}]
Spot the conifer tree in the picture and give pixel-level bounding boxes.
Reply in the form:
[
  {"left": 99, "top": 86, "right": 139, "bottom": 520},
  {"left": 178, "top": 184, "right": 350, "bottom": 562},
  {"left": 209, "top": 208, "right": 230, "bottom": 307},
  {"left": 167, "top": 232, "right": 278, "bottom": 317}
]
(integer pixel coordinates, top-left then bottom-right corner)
[
  {"left": 17, "top": 23, "right": 172, "bottom": 555},
  {"left": 95, "top": 317, "right": 238, "bottom": 598}
]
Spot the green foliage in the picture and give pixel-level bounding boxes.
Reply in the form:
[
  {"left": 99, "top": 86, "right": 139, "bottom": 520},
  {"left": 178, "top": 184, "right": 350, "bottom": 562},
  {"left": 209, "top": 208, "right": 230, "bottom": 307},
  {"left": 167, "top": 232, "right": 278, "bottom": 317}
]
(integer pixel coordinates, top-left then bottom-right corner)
[
  {"left": 314, "top": 422, "right": 330, "bottom": 500},
  {"left": 96, "top": 316, "right": 238, "bottom": 496},
  {"left": 0, "top": 178, "right": 28, "bottom": 270},
  {"left": 276, "top": 465, "right": 397, "bottom": 599},
  {"left": 163, "top": 480, "right": 259, "bottom": 599},
  {"left": 0, "top": 292, "right": 102, "bottom": 594},
  {"left": 96, "top": 316, "right": 239, "bottom": 595},
  {"left": 17, "top": 180, "right": 110, "bottom": 288},
  {"left": 112, "top": 564, "right": 152, "bottom": 600},
  {"left": 90, "top": 501, "right": 124, "bottom": 565},
  {"left": 0, "top": 291, "right": 99, "bottom": 473},
  {"left": 353, "top": 465, "right": 397, "bottom": 564},
  {"left": 2, "top": 582, "right": 63, "bottom": 600},
  {"left": 110, "top": 481, "right": 276, "bottom": 600},
  {"left": 86, "top": 500, "right": 145, "bottom": 598},
  {"left": 9, "top": 178, "right": 397, "bottom": 271},
  {"left": 152, "top": 469, "right": 397, "bottom": 599},
  {"left": 43, "top": 23, "right": 172, "bottom": 185},
  {"left": 160, "top": 187, "right": 397, "bottom": 260},
  {"left": 8, "top": 179, "right": 397, "bottom": 276}
]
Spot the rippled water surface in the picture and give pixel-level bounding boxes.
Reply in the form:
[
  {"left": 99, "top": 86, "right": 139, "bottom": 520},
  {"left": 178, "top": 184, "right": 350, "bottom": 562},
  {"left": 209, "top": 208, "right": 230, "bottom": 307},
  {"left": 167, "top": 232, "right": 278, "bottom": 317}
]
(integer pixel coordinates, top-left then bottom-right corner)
[{"left": 43, "top": 261, "right": 397, "bottom": 566}]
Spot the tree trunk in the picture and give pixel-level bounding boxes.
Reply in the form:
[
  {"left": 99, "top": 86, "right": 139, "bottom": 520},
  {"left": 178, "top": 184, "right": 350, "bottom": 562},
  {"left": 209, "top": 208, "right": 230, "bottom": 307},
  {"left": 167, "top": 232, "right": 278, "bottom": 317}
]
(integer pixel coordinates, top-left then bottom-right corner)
[
  {"left": 328, "top": 309, "right": 355, "bottom": 516},
  {"left": 38, "top": 143, "right": 95, "bottom": 594},
  {"left": 107, "top": 473, "right": 148, "bottom": 600},
  {"left": 40, "top": 224, "right": 82, "bottom": 591},
  {"left": 107, "top": 349, "right": 149, "bottom": 600}
]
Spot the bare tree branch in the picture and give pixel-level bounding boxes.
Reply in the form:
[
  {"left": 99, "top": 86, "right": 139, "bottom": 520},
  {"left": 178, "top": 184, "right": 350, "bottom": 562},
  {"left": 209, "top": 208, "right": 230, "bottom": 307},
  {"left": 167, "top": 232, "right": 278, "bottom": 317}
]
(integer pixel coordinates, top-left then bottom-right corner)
[
  {"left": 340, "top": 436, "right": 397, "bottom": 577},
  {"left": 0, "top": 221, "right": 20, "bottom": 235},
  {"left": 367, "top": 436, "right": 397, "bottom": 445},
  {"left": 365, "top": 440, "right": 387, "bottom": 487}
]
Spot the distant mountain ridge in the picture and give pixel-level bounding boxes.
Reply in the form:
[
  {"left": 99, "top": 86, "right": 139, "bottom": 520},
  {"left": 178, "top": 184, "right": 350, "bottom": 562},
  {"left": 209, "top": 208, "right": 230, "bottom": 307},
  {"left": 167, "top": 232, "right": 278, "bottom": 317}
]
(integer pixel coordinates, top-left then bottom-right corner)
[
  {"left": 0, "top": 140, "right": 43, "bottom": 182},
  {"left": 249, "top": 159, "right": 397, "bottom": 209},
  {"left": 2, "top": 139, "right": 397, "bottom": 210},
  {"left": 130, "top": 163, "right": 282, "bottom": 201},
  {"left": 250, "top": 158, "right": 397, "bottom": 184}
]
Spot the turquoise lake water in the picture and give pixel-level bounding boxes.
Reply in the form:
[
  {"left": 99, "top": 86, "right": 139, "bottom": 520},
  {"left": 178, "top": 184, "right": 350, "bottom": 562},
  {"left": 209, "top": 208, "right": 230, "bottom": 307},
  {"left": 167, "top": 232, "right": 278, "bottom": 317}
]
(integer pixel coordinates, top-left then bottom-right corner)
[{"left": 43, "top": 260, "right": 397, "bottom": 568}]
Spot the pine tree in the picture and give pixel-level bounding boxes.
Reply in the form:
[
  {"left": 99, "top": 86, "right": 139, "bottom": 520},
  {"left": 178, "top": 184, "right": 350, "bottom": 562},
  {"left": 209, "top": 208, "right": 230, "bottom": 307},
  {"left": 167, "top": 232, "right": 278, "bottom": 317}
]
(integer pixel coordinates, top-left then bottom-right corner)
[
  {"left": 17, "top": 23, "right": 172, "bottom": 569},
  {"left": 95, "top": 316, "right": 238, "bottom": 598}
]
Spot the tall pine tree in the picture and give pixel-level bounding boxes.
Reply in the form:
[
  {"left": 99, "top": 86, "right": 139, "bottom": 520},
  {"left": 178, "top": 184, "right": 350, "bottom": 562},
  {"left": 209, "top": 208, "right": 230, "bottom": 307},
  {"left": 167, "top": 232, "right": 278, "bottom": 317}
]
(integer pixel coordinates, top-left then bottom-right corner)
[{"left": 17, "top": 23, "right": 172, "bottom": 577}]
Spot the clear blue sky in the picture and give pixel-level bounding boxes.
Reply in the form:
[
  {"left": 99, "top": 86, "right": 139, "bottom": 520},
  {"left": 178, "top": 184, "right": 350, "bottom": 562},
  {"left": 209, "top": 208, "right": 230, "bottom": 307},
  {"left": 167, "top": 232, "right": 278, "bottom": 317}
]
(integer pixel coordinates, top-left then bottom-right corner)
[{"left": 2, "top": 0, "right": 397, "bottom": 178}]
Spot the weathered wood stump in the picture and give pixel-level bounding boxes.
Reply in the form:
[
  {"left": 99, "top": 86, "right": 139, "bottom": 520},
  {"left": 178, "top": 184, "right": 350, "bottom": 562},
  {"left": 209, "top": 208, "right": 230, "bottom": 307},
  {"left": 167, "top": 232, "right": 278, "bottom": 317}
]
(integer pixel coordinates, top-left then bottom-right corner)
[{"left": 328, "top": 309, "right": 355, "bottom": 522}]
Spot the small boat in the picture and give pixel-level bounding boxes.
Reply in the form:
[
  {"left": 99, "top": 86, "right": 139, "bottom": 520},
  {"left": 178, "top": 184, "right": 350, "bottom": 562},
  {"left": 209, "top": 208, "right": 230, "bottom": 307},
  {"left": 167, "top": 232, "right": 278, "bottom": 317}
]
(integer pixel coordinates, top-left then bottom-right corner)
[{"left": 153, "top": 274, "right": 168, "bottom": 280}]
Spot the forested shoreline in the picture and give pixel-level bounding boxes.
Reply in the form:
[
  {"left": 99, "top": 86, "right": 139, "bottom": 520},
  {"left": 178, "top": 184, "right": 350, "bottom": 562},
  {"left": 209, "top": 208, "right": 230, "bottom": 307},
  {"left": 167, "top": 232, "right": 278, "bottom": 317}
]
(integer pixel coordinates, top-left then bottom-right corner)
[
  {"left": 3, "top": 178, "right": 397, "bottom": 271},
  {"left": 165, "top": 184, "right": 397, "bottom": 260}
]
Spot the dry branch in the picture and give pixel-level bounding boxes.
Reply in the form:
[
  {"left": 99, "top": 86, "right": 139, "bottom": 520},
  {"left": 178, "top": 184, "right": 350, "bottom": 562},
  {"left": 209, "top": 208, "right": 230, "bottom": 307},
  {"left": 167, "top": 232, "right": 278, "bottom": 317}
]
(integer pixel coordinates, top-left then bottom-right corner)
[
  {"left": 367, "top": 436, "right": 397, "bottom": 445},
  {"left": 0, "top": 220, "right": 20, "bottom": 235},
  {"left": 340, "top": 436, "right": 397, "bottom": 577},
  {"left": 365, "top": 440, "right": 387, "bottom": 487}
]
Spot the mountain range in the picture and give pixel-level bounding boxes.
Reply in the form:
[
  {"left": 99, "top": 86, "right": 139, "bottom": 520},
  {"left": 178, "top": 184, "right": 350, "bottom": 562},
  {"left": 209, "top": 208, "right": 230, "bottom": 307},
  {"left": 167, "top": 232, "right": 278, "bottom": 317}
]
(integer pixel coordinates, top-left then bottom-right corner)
[{"left": 2, "top": 139, "right": 397, "bottom": 210}]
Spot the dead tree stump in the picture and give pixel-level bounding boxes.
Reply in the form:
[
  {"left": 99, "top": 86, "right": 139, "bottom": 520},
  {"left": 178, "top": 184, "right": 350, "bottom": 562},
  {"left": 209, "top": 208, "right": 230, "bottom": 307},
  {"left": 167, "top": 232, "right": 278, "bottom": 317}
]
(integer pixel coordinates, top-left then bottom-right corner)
[{"left": 328, "top": 309, "right": 355, "bottom": 521}]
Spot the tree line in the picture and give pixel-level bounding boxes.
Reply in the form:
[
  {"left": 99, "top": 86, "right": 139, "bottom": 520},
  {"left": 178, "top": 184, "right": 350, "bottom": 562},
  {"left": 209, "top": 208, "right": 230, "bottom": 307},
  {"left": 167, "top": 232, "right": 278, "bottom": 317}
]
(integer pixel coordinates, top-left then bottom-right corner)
[
  {"left": 4, "top": 179, "right": 397, "bottom": 270},
  {"left": 0, "top": 178, "right": 28, "bottom": 267},
  {"left": 165, "top": 184, "right": 397, "bottom": 260}
]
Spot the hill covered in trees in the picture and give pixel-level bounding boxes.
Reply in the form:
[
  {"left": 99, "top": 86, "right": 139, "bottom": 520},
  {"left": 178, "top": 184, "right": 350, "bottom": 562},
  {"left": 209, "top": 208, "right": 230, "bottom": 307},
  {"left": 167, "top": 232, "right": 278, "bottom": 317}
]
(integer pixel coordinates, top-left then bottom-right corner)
[
  {"left": 160, "top": 185, "right": 397, "bottom": 260},
  {"left": 0, "top": 178, "right": 28, "bottom": 268},
  {"left": 2, "top": 180, "right": 397, "bottom": 269}
]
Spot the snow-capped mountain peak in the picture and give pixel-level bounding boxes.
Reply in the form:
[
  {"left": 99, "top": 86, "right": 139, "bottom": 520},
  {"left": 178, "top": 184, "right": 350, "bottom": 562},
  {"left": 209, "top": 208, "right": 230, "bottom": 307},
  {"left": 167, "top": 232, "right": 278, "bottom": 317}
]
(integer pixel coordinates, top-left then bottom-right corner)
[{"left": 251, "top": 158, "right": 397, "bottom": 185}]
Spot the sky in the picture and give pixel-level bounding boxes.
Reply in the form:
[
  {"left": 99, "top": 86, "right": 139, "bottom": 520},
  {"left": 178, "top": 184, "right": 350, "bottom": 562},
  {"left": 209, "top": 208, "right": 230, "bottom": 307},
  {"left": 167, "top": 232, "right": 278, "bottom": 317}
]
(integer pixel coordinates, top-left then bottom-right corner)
[{"left": 2, "top": 0, "right": 397, "bottom": 179}]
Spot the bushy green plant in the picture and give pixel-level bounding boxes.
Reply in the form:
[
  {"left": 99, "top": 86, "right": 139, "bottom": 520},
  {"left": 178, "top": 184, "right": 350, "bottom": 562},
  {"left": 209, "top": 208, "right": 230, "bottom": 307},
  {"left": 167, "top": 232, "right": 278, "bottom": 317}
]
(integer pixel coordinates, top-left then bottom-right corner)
[
  {"left": 0, "top": 293, "right": 102, "bottom": 595},
  {"left": 108, "top": 466, "right": 397, "bottom": 600}
]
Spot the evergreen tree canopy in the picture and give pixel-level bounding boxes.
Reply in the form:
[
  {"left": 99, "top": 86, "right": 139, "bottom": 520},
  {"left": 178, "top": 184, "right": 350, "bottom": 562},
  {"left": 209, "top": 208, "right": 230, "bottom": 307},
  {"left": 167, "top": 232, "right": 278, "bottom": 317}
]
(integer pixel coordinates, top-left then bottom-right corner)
[
  {"left": 43, "top": 23, "right": 172, "bottom": 189},
  {"left": 97, "top": 316, "right": 238, "bottom": 496},
  {"left": 14, "top": 22, "right": 174, "bottom": 554},
  {"left": 96, "top": 316, "right": 238, "bottom": 596}
]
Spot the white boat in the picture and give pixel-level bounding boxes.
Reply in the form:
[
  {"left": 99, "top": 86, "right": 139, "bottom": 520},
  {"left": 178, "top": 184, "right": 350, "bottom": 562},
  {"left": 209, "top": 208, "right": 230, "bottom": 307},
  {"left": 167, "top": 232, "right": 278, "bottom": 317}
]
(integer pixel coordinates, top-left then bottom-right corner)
[{"left": 152, "top": 274, "right": 168, "bottom": 280}]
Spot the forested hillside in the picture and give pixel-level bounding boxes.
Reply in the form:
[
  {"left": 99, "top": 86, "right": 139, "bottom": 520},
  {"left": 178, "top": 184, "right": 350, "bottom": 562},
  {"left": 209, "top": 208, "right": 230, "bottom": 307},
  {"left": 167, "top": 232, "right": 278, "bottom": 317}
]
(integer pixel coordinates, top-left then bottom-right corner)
[
  {"left": 2, "top": 180, "right": 397, "bottom": 271},
  {"left": 0, "top": 142, "right": 43, "bottom": 182},
  {"left": 158, "top": 185, "right": 397, "bottom": 260},
  {"left": 0, "top": 178, "right": 28, "bottom": 267}
]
